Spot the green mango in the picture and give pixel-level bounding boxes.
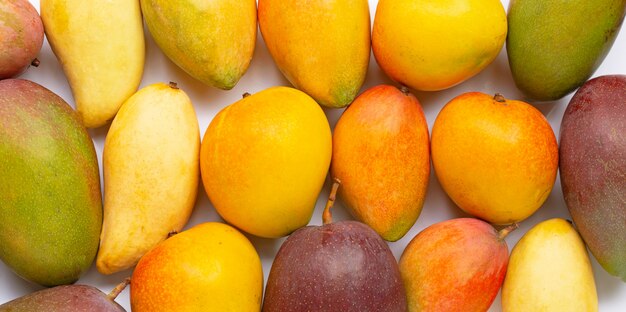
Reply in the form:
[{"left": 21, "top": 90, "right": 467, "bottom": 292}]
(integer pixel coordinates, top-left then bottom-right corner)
[
  {"left": 0, "top": 79, "right": 102, "bottom": 287},
  {"left": 507, "top": 0, "right": 626, "bottom": 101}
]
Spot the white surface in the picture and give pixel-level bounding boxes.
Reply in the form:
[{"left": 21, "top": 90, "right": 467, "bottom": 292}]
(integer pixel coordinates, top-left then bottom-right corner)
[{"left": 2, "top": 1, "right": 625, "bottom": 310}]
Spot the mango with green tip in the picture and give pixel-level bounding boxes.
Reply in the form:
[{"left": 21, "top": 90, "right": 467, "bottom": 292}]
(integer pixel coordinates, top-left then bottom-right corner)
[
  {"left": 141, "top": 0, "right": 257, "bottom": 90},
  {"left": 0, "top": 79, "right": 102, "bottom": 287},
  {"left": 258, "top": 0, "right": 370, "bottom": 108}
]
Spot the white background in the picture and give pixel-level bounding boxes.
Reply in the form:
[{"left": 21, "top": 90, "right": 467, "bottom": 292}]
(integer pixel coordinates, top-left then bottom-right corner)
[{"left": 2, "top": 1, "right": 625, "bottom": 310}]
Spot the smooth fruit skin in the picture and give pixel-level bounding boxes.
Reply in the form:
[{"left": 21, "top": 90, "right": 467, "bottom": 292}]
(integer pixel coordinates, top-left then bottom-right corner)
[
  {"left": 431, "top": 92, "right": 558, "bottom": 224},
  {"left": 201, "top": 87, "right": 332, "bottom": 238},
  {"left": 507, "top": 0, "right": 626, "bottom": 101},
  {"left": 399, "top": 218, "right": 509, "bottom": 312},
  {"left": 96, "top": 83, "right": 200, "bottom": 275},
  {"left": 0, "top": 0, "right": 43, "bottom": 79},
  {"left": 502, "top": 218, "right": 598, "bottom": 311},
  {"left": 560, "top": 75, "right": 626, "bottom": 281},
  {"left": 0, "top": 79, "right": 102, "bottom": 287},
  {"left": 331, "top": 85, "right": 430, "bottom": 241},
  {"left": 262, "top": 221, "right": 407, "bottom": 312},
  {"left": 0, "top": 285, "right": 125, "bottom": 312},
  {"left": 258, "top": 0, "right": 370, "bottom": 108},
  {"left": 372, "top": 0, "right": 507, "bottom": 91},
  {"left": 41, "top": 0, "right": 145, "bottom": 128},
  {"left": 141, "top": 0, "right": 256, "bottom": 90},
  {"left": 131, "top": 222, "right": 263, "bottom": 312}
]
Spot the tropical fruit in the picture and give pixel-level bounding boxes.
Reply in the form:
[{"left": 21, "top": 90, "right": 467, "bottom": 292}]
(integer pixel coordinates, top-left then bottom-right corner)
[{"left": 0, "top": 0, "right": 44, "bottom": 79}]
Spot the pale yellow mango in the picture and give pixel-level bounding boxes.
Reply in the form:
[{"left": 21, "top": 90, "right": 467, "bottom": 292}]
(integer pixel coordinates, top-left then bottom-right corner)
[
  {"left": 502, "top": 218, "right": 598, "bottom": 311},
  {"left": 41, "top": 0, "right": 144, "bottom": 128},
  {"left": 97, "top": 83, "right": 200, "bottom": 274}
]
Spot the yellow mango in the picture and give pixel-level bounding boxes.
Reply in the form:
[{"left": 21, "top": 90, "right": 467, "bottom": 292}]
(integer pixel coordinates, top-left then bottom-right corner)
[
  {"left": 200, "top": 87, "right": 332, "bottom": 238},
  {"left": 372, "top": 0, "right": 506, "bottom": 91},
  {"left": 41, "top": 0, "right": 144, "bottom": 128},
  {"left": 502, "top": 218, "right": 598, "bottom": 311},
  {"left": 97, "top": 83, "right": 200, "bottom": 274},
  {"left": 141, "top": 0, "right": 257, "bottom": 90},
  {"left": 258, "top": 0, "right": 370, "bottom": 108}
]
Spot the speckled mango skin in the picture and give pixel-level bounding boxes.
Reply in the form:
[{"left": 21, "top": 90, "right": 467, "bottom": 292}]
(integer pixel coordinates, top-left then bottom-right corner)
[
  {"left": 507, "top": 0, "right": 626, "bottom": 101},
  {"left": 131, "top": 222, "right": 263, "bottom": 312},
  {"left": 431, "top": 92, "right": 558, "bottom": 224},
  {"left": 399, "top": 218, "right": 509, "bottom": 312},
  {"left": 0, "top": 0, "right": 43, "bottom": 79},
  {"left": 0, "top": 79, "right": 102, "bottom": 287},
  {"left": 0, "top": 285, "right": 125, "bottom": 311},
  {"left": 141, "top": 0, "right": 257, "bottom": 90},
  {"left": 502, "top": 219, "right": 598, "bottom": 311},
  {"left": 259, "top": 0, "right": 370, "bottom": 108},
  {"left": 331, "top": 85, "right": 430, "bottom": 241},
  {"left": 560, "top": 75, "right": 626, "bottom": 281}
]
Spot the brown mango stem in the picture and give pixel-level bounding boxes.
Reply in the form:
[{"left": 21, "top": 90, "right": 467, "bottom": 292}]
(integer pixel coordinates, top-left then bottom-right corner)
[
  {"left": 494, "top": 93, "right": 506, "bottom": 103},
  {"left": 167, "top": 231, "right": 178, "bottom": 238},
  {"left": 497, "top": 223, "right": 519, "bottom": 241},
  {"left": 242, "top": 92, "right": 251, "bottom": 98},
  {"left": 107, "top": 277, "right": 131, "bottom": 301},
  {"left": 399, "top": 85, "right": 410, "bottom": 96},
  {"left": 31, "top": 58, "right": 40, "bottom": 67},
  {"left": 169, "top": 81, "right": 179, "bottom": 89},
  {"left": 322, "top": 179, "right": 341, "bottom": 225}
]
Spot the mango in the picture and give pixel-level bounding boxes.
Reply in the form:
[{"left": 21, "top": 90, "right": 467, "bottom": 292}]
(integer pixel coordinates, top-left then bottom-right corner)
[
  {"left": 258, "top": 0, "right": 370, "bottom": 108},
  {"left": 131, "top": 222, "right": 263, "bottom": 311},
  {"left": 560, "top": 75, "right": 626, "bottom": 281},
  {"left": 141, "top": 0, "right": 256, "bottom": 90},
  {"left": 200, "top": 87, "right": 332, "bottom": 238},
  {"left": 372, "top": 0, "right": 507, "bottom": 91},
  {"left": 400, "top": 218, "right": 512, "bottom": 312},
  {"left": 507, "top": 0, "right": 626, "bottom": 100},
  {"left": 502, "top": 218, "right": 598, "bottom": 311},
  {"left": 41, "top": 0, "right": 145, "bottom": 128},
  {"left": 0, "top": 79, "right": 102, "bottom": 287},
  {"left": 331, "top": 85, "right": 430, "bottom": 241},
  {"left": 96, "top": 83, "right": 200, "bottom": 275},
  {"left": 431, "top": 92, "right": 558, "bottom": 224},
  {"left": 0, "top": 0, "right": 43, "bottom": 79}
]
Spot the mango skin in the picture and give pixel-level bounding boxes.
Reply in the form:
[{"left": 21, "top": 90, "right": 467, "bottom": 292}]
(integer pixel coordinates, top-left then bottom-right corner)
[
  {"left": 131, "top": 222, "right": 263, "bottom": 312},
  {"left": 331, "top": 85, "right": 430, "bottom": 241},
  {"left": 431, "top": 92, "right": 558, "bottom": 224},
  {"left": 41, "top": 0, "right": 145, "bottom": 128},
  {"left": 560, "top": 75, "right": 626, "bottom": 281},
  {"left": 0, "top": 285, "right": 125, "bottom": 312},
  {"left": 373, "top": 0, "right": 507, "bottom": 91},
  {"left": 96, "top": 83, "right": 200, "bottom": 275},
  {"left": 0, "top": 0, "right": 43, "bottom": 79},
  {"left": 0, "top": 79, "right": 102, "bottom": 287},
  {"left": 502, "top": 218, "right": 598, "bottom": 311},
  {"left": 258, "top": 0, "right": 370, "bottom": 108},
  {"left": 507, "top": 0, "right": 626, "bottom": 101},
  {"left": 200, "top": 87, "right": 332, "bottom": 238},
  {"left": 400, "top": 218, "right": 509, "bottom": 312},
  {"left": 141, "top": 0, "right": 256, "bottom": 90}
]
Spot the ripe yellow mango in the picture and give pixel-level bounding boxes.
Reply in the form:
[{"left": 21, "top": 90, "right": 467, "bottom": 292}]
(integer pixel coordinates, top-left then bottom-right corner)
[
  {"left": 200, "top": 87, "right": 332, "bottom": 238},
  {"left": 373, "top": 0, "right": 507, "bottom": 91},
  {"left": 259, "top": 0, "right": 370, "bottom": 108},
  {"left": 41, "top": 0, "right": 144, "bottom": 128},
  {"left": 141, "top": 0, "right": 257, "bottom": 90},
  {"left": 502, "top": 219, "right": 598, "bottom": 311},
  {"left": 97, "top": 83, "right": 200, "bottom": 274}
]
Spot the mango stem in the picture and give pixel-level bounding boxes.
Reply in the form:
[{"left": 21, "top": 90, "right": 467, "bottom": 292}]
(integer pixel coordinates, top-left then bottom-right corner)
[
  {"left": 399, "top": 85, "right": 410, "bottom": 96},
  {"left": 242, "top": 92, "right": 251, "bottom": 98},
  {"left": 322, "top": 179, "right": 341, "bottom": 225},
  {"left": 107, "top": 277, "right": 131, "bottom": 301},
  {"left": 168, "top": 81, "right": 179, "bottom": 89},
  {"left": 497, "top": 223, "right": 519, "bottom": 241},
  {"left": 31, "top": 58, "right": 40, "bottom": 67},
  {"left": 494, "top": 93, "right": 506, "bottom": 103}
]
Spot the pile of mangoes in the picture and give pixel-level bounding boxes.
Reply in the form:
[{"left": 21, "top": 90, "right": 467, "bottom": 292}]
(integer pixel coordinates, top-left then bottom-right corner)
[{"left": 0, "top": 0, "right": 624, "bottom": 311}]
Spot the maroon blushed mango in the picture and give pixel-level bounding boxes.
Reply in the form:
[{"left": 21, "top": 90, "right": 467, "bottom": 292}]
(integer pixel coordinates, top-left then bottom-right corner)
[
  {"left": 0, "top": 79, "right": 102, "bottom": 287},
  {"left": 560, "top": 74, "right": 626, "bottom": 281},
  {"left": 0, "top": 0, "right": 44, "bottom": 79}
]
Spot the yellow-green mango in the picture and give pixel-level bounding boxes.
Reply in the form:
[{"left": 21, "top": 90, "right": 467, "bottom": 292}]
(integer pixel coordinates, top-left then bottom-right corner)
[
  {"left": 0, "top": 79, "right": 102, "bottom": 287},
  {"left": 97, "top": 83, "right": 200, "bottom": 275},
  {"left": 41, "top": 0, "right": 145, "bottom": 128},
  {"left": 502, "top": 218, "right": 598, "bottom": 311},
  {"left": 259, "top": 0, "right": 370, "bottom": 108},
  {"left": 141, "top": 0, "right": 257, "bottom": 90}
]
